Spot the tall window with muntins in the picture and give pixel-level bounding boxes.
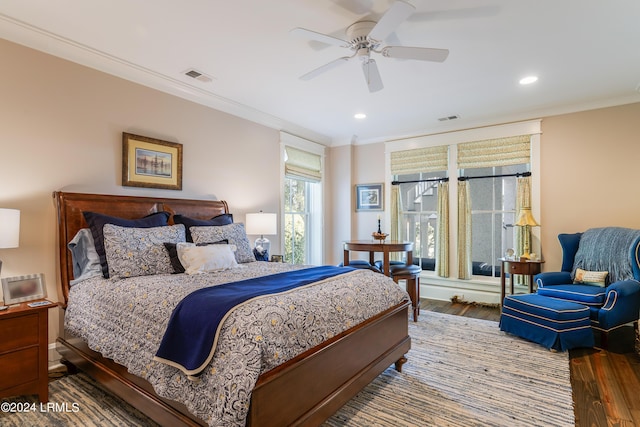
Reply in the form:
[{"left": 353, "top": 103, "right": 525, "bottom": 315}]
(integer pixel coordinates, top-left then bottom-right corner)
[
  {"left": 397, "top": 171, "right": 444, "bottom": 271},
  {"left": 284, "top": 178, "right": 319, "bottom": 264},
  {"left": 283, "top": 143, "right": 323, "bottom": 265},
  {"left": 464, "top": 163, "right": 528, "bottom": 277}
]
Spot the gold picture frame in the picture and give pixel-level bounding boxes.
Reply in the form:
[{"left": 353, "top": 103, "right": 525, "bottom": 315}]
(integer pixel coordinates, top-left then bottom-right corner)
[{"left": 122, "top": 132, "right": 183, "bottom": 190}]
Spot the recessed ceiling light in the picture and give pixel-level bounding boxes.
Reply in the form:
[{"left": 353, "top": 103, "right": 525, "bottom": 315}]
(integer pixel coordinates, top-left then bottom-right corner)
[
  {"left": 354, "top": 113, "right": 367, "bottom": 119},
  {"left": 519, "top": 76, "right": 538, "bottom": 85}
]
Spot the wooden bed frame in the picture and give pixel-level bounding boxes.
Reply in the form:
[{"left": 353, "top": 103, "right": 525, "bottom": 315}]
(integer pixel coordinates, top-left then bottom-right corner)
[{"left": 53, "top": 191, "right": 411, "bottom": 427}]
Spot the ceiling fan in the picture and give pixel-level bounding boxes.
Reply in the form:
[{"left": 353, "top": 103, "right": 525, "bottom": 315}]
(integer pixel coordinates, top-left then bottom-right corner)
[{"left": 291, "top": 0, "right": 449, "bottom": 93}]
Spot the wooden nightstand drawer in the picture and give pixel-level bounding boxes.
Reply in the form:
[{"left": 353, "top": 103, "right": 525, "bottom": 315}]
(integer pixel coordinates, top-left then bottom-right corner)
[
  {"left": 0, "top": 346, "right": 39, "bottom": 390},
  {"left": 0, "top": 313, "right": 39, "bottom": 353}
]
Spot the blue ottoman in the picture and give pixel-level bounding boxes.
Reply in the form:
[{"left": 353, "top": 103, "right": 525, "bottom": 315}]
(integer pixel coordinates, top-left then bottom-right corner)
[{"left": 500, "top": 293, "right": 594, "bottom": 351}]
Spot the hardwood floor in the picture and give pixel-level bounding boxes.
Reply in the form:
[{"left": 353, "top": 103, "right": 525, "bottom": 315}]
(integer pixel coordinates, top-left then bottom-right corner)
[{"left": 421, "top": 298, "right": 640, "bottom": 427}]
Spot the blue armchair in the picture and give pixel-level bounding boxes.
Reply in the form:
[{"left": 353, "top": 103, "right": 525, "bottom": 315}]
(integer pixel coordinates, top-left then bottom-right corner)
[{"left": 534, "top": 227, "right": 640, "bottom": 345}]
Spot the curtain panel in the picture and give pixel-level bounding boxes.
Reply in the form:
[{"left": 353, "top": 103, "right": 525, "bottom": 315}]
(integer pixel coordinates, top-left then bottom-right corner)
[
  {"left": 457, "top": 180, "right": 472, "bottom": 279},
  {"left": 436, "top": 181, "right": 449, "bottom": 277}
]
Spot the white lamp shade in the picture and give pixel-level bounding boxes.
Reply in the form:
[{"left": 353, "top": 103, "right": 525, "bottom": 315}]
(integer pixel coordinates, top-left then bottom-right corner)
[
  {"left": 245, "top": 213, "right": 277, "bottom": 236},
  {"left": 0, "top": 208, "right": 20, "bottom": 248}
]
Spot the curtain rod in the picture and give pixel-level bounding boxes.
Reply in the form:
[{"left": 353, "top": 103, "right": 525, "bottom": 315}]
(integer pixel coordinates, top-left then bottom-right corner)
[
  {"left": 391, "top": 177, "right": 449, "bottom": 185},
  {"left": 458, "top": 171, "right": 531, "bottom": 181}
]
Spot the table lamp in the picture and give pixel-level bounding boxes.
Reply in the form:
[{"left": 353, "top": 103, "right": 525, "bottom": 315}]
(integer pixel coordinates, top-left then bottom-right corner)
[
  {"left": 0, "top": 208, "right": 20, "bottom": 276},
  {"left": 514, "top": 207, "right": 539, "bottom": 259},
  {"left": 245, "top": 212, "right": 277, "bottom": 259}
]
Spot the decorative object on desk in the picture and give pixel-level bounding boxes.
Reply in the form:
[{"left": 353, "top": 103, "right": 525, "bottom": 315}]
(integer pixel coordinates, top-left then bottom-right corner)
[
  {"left": 372, "top": 214, "right": 388, "bottom": 241},
  {"left": 122, "top": 132, "right": 183, "bottom": 190},
  {"left": 0, "top": 208, "right": 20, "bottom": 277},
  {"left": 504, "top": 248, "right": 515, "bottom": 260},
  {"left": 514, "top": 207, "right": 540, "bottom": 259},
  {"left": 372, "top": 232, "right": 388, "bottom": 241},
  {"left": 1, "top": 273, "right": 46, "bottom": 304},
  {"left": 356, "top": 183, "right": 383, "bottom": 211},
  {"left": 245, "top": 211, "right": 277, "bottom": 260}
]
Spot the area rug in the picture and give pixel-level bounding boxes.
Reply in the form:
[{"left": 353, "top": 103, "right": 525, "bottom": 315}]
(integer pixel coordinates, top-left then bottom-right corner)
[{"left": 0, "top": 311, "right": 574, "bottom": 427}]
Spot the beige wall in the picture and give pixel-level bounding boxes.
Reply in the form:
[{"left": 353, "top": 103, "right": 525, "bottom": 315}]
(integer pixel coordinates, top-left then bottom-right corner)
[
  {"left": 0, "top": 39, "right": 282, "bottom": 344},
  {"left": 539, "top": 102, "right": 640, "bottom": 271}
]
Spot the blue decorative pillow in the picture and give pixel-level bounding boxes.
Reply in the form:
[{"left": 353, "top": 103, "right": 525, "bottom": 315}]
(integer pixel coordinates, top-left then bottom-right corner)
[
  {"left": 173, "top": 213, "right": 233, "bottom": 242},
  {"left": 83, "top": 211, "right": 171, "bottom": 278}
]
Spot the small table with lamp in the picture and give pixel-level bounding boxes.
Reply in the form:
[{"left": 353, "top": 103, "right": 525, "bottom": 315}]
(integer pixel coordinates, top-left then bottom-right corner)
[{"left": 499, "top": 258, "right": 544, "bottom": 306}]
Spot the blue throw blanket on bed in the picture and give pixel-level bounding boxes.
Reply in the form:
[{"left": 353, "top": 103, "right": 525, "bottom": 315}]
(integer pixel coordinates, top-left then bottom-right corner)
[{"left": 154, "top": 265, "right": 355, "bottom": 376}]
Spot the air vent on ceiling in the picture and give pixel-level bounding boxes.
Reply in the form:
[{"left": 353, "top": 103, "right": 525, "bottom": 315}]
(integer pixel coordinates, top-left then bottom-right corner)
[
  {"left": 438, "top": 115, "right": 460, "bottom": 122},
  {"left": 183, "top": 68, "right": 213, "bottom": 83}
]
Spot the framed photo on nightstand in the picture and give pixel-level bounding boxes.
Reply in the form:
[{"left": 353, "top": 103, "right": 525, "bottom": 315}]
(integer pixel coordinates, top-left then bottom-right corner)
[{"left": 1, "top": 273, "right": 47, "bottom": 304}]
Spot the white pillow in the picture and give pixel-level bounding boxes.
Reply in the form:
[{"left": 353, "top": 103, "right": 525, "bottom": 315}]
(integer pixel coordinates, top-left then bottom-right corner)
[{"left": 176, "top": 242, "right": 239, "bottom": 274}]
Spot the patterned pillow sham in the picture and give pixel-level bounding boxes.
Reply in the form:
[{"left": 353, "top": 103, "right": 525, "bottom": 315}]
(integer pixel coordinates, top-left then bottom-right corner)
[
  {"left": 103, "top": 224, "right": 185, "bottom": 278},
  {"left": 175, "top": 242, "right": 239, "bottom": 274},
  {"left": 190, "top": 223, "right": 255, "bottom": 263},
  {"left": 173, "top": 213, "right": 234, "bottom": 242},
  {"left": 83, "top": 211, "right": 171, "bottom": 278}
]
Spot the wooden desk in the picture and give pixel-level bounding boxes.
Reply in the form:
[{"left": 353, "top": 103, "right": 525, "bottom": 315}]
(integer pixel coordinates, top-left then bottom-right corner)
[
  {"left": 343, "top": 240, "right": 413, "bottom": 277},
  {"left": 500, "top": 259, "right": 544, "bottom": 305}
]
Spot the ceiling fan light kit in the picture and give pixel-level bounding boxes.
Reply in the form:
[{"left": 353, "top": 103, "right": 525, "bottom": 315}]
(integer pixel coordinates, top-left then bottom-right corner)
[{"left": 293, "top": 0, "right": 449, "bottom": 93}]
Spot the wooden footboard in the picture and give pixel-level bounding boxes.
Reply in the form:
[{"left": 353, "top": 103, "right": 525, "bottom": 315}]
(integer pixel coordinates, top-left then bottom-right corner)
[{"left": 57, "top": 301, "right": 410, "bottom": 427}]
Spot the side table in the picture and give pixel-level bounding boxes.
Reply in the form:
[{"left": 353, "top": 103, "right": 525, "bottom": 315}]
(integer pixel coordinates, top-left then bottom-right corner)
[
  {"left": 500, "top": 259, "right": 544, "bottom": 306},
  {"left": 0, "top": 300, "right": 57, "bottom": 402}
]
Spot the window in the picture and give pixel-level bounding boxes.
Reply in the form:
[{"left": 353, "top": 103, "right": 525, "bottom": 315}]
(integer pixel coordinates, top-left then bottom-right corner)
[
  {"left": 464, "top": 164, "right": 528, "bottom": 277},
  {"left": 283, "top": 177, "right": 321, "bottom": 264},
  {"left": 397, "top": 172, "right": 444, "bottom": 271},
  {"left": 282, "top": 137, "right": 323, "bottom": 265}
]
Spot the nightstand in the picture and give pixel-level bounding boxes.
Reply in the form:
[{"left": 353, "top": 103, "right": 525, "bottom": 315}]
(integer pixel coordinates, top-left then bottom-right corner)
[
  {"left": 500, "top": 259, "right": 544, "bottom": 306},
  {"left": 0, "top": 300, "right": 57, "bottom": 402}
]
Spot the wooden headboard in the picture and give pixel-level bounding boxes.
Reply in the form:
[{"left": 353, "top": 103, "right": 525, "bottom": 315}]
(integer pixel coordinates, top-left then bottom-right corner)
[{"left": 53, "top": 191, "right": 229, "bottom": 306}]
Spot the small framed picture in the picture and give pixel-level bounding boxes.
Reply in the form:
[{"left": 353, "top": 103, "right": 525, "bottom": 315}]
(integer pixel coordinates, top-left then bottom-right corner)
[
  {"left": 1, "top": 273, "right": 47, "bottom": 304},
  {"left": 356, "top": 183, "right": 384, "bottom": 211}
]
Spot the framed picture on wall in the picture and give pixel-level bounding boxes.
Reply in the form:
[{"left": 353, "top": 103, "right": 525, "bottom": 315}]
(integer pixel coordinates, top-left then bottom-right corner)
[
  {"left": 1, "top": 273, "right": 47, "bottom": 304},
  {"left": 356, "top": 183, "right": 384, "bottom": 211},
  {"left": 122, "top": 132, "right": 183, "bottom": 190}
]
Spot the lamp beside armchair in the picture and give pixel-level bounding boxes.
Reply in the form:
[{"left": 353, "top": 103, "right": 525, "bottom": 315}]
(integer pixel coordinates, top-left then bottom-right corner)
[{"left": 534, "top": 227, "right": 640, "bottom": 346}]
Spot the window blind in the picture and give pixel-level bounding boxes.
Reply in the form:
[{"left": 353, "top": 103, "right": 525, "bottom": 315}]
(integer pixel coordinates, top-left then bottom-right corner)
[
  {"left": 390, "top": 145, "right": 448, "bottom": 175},
  {"left": 457, "top": 135, "right": 531, "bottom": 169},
  {"left": 284, "top": 145, "right": 321, "bottom": 182}
]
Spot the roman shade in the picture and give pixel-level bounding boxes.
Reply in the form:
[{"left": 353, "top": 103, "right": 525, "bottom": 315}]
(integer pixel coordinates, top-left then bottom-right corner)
[
  {"left": 457, "top": 135, "right": 530, "bottom": 169},
  {"left": 284, "top": 146, "right": 321, "bottom": 182},
  {"left": 390, "top": 145, "right": 448, "bottom": 175}
]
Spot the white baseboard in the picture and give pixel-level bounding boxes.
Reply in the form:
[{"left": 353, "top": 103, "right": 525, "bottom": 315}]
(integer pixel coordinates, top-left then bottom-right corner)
[{"left": 48, "top": 342, "right": 63, "bottom": 371}]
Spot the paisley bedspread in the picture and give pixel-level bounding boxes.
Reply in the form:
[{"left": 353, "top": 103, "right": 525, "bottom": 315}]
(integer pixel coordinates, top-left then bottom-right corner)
[{"left": 64, "top": 261, "right": 409, "bottom": 427}]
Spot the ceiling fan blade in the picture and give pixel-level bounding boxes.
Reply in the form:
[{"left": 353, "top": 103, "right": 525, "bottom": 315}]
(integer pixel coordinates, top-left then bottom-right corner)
[
  {"left": 290, "top": 27, "right": 350, "bottom": 48},
  {"left": 362, "top": 58, "right": 383, "bottom": 92},
  {"left": 300, "top": 56, "right": 351, "bottom": 80},
  {"left": 383, "top": 46, "right": 449, "bottom": 62},
  {"left": 368, "top": 0, "right": 416, "bottom": 41}
]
